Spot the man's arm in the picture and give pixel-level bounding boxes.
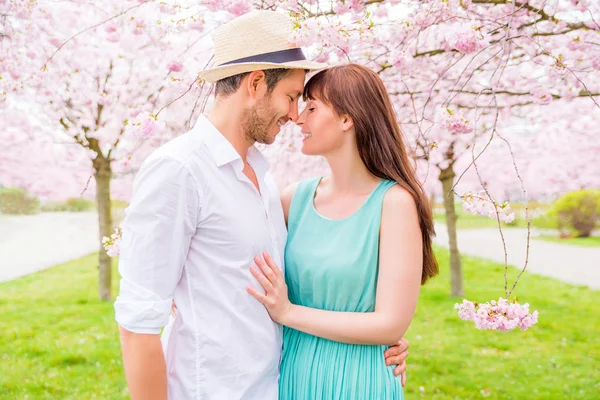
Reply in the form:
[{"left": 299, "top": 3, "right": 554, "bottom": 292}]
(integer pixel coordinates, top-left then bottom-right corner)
[
  {"left": 119, "top": 328, "right": 168, "bottom": 400},
  {"left": 114, "top": 156, "right": 200, "bottom": 400}
]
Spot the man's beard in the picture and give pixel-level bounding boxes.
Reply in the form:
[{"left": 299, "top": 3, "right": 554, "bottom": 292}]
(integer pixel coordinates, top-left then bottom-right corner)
[{"left": 241, "top": 97, "right": 278, "bottom": 145}]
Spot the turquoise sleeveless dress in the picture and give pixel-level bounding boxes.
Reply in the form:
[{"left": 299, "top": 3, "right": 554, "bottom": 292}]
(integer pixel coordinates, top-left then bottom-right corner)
[{"left": 279, "top": 177, "right": 404, "bottom": 400}]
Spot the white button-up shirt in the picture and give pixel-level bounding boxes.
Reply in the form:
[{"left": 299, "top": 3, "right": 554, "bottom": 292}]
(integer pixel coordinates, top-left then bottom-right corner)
[{"left": 114, "top": 115, "right": 287, "bottom": 400}]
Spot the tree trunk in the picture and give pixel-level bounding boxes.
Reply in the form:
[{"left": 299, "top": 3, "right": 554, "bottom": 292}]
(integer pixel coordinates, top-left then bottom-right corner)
[
  {"left": 439, "top": 165, "right": 464, "bottom": 298},
  {"left": 93, "top": 157, "right": 113, "bottom": 301}
]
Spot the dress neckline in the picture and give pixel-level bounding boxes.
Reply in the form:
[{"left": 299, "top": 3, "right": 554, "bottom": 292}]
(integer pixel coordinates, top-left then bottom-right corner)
[{"left": 311, "top": 177, "right": 386, "bottom": 222}]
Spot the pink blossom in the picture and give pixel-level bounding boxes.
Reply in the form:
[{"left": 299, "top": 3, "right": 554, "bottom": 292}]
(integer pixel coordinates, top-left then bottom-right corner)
[
  {"left": 334, "top": 0, "right": 364, "bottom": 14},
  {"left": 127, "top": 112, "right": 165, "bottom": 139},
  {"left": 532, "top": 88, "right": 553, "bottom": 105},
  {"left": 189, "top": 21, "right": 204, "bottom": 31},
  {"left": 104, "top": 22, "right": 118, "bottom": 33},
  {"left": 159, "top": 4, "right": 177, "bottom": 15},
  {"left": 584, "top": 20, "right": 599, "bottom": 30},
  {"left": 389, "top": 49, "right": 413, "bottom": 73},
  {"left": 106, "top": 33, "right": 120, "bottom": 43},
  {"left": 102, "top": 227, "right": 122, "bottom": 257},
  {"left": 129, "top": 108, "right": 143, "bottom": 118},
  {"left": 8, "top": 69, "right": 20, "bottom": 80},
  {"left": 97, "top": 93, "right": 113, "bottom": 106},
  {"left": 278, "top": 0, "right": 304, "bottom": 13},
  {"left": 413, "top": 12, "right": 435, "bottom": 28},
  {"left": 334, "top": 2, "right": 352, "bottom": 14},
  {"left": 289, "top": 17, "right": 373, "bottom": 48},
  {"left": 132, "top": 19, "right": 146, "bottom": 35},
  {"left": 461, "top": 191, "right": 515, "bottom": 223},
  {"left": 313, "top": 52, "right": 329, "bottom": 63},
  {"left": 455, "top": 36, "right": 479, "bottom": 53},
  {"left": 567, "top": 37, "right": 583, "bottom": 51},
  {"left": 443, "top": 27, "right": 488, "bottom": 54},
  {"left": 456, "top": 298, "right": 476, "bottom": 320},
  {"left": 455, "top": 298, "right": 539, "bottom": 331},
  {"left": 168, "top": 61, "right": 183, "bottom": 72},
  {"left": 2, "top": 23, "right": 14, "bottom": 39},
  {"left": 225, "top": 1, "right": 251, "bottom": 16},
  {"left": 49, "top": 37, "right": 62, "bottom": 47},
  {"left": 441, "top": 109, "right": 474, "bottom": 134}
]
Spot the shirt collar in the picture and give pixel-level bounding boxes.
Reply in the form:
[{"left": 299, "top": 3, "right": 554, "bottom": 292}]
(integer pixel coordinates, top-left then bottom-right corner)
[{"left": 195, "top": 115, "right": 270, "bottom": 175}]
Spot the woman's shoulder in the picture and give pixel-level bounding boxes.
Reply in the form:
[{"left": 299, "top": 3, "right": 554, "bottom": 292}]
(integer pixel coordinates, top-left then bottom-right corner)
[
  {"left": 281, "top": 181, "right": 300, "bottom": 206},
  {"left": 281, "top": 177, "right": 320, "bottom": 201},
  {"left": 382, "top": 183, "right": 417, "bottom": 211},
  {"left": 381, "top": 183, "right": 419, "bottom": 227},
  {"left": 281, "top": 177, "right": 321, "bottom": 222}
]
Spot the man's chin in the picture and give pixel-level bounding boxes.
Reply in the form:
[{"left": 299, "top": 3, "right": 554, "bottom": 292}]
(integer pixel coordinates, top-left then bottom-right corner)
[
  {"left": 255, "top": 131, "right": 277, "bottom": 145},
  {"left": 256, "top": 136, "right": 276, "bottom": 145}
]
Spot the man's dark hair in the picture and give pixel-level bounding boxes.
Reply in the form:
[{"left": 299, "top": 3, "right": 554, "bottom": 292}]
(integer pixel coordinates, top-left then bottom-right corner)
[{"left": 214, "top": 68, "right": 294, "bottom": 97}]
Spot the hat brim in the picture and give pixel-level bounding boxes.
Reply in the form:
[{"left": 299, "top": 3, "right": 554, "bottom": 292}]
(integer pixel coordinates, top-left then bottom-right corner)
[{"left": 198, "top": 60, "right": 328, "bottom": 83}]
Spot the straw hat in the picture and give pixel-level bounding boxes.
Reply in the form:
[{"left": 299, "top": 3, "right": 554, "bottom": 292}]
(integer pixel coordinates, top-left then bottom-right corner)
[{"left": 198, "top": 10, "right": 327, "bottom": 83}]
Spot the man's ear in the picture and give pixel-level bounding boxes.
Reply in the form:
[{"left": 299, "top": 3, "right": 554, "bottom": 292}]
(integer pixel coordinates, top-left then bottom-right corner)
[{"left": 246, "top": 70, "right": 267, "bottom": 99}]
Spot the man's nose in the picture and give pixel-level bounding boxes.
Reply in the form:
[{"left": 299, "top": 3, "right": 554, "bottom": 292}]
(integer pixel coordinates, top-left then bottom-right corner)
[{"left": 287, "top": 103, "right": 299, "bottom": 123}]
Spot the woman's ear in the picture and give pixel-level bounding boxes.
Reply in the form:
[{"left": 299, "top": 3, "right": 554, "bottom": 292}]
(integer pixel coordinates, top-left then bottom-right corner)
[{"left": 341, "top": 115, "right": 354, "bottom": 132}]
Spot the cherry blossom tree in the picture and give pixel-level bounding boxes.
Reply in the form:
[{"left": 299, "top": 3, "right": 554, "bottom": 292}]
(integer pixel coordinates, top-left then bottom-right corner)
[
  {"left": 3, "top": 0, "right": 600, "bottom": 308},
  {"left": 0, "top": 108, "right": 87, "bottom": 199},
  {"left": 1, "top": 0, "right": 217, "bottom": 300},
  {"left": 269, "top": 0, "right": 600, "bottom": 298}
]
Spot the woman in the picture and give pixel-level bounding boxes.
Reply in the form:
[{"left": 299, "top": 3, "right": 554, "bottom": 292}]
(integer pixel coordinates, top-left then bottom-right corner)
[{"left": 247, "top": 64, "right": 439, "bottom": 399}]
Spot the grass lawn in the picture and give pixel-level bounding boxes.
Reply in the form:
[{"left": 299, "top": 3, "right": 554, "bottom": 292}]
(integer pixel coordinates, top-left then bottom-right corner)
[
  {"left": 534, "top": 235, "right": 600, "bottom": 248},
  {"left": 1, "top": 250, "right": 599, "bottom": 399},
  {"left": 0, "top": 255, "right": 125, "bottom": 399}
]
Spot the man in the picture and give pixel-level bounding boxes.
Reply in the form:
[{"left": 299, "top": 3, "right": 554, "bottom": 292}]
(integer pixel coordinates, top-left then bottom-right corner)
[{"left": 115, "top": 10, "right": 409, "bottom": 400}]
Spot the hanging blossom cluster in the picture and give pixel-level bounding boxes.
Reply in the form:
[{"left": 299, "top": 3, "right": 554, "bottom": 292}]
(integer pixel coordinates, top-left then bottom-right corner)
[
  {"left": 461, "top": 191, "right": 515, "bottom": 223},
  {"left": 102, "top": 227, "right": 122, "bottom": 257},
  {"left": 455, "top": 298, "right": 539, "bottom": 331}
]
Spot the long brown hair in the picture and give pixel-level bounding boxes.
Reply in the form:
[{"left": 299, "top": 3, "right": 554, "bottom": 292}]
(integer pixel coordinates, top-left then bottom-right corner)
[{"left": 304, "top": 64, "right": 438, "bottom": 284}]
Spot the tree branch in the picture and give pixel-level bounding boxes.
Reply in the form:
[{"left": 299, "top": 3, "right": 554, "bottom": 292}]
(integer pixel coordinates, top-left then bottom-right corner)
[
  {"left": 390, "top": 89, "right": 600, "bottom": 99},
  {"left": 299, "top": 0, "right": 385, "bottom": 17},
  {"left": 472, "top": 0, "right": 593, "bottom": 35},
  {"left": 41, "top": 1, "right": 150, "bottom": 71}
]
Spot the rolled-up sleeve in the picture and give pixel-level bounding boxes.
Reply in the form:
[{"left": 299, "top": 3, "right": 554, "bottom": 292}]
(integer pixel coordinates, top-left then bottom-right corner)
[{"left": 114, "top": 155, "right": 199, "bottom": 334}]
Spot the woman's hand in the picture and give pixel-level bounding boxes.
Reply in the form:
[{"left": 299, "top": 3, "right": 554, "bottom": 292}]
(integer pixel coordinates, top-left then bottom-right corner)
[{"left": 247, "top": 252, "right": 293, "bottom": 324}]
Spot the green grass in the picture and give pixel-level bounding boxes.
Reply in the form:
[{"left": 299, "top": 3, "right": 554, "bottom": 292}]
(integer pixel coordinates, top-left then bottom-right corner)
[
  {"left": 0, "top": 255, "right": 127, "bottom": 399},
  {"left": 405, "top": 254, "right": 600, "bottom": 399},
  {"left": 1, "top": 250, "right": 599, "bottom": 399},
  {"left": 535, "top": 235, "right": 600, "bottom": 248}
]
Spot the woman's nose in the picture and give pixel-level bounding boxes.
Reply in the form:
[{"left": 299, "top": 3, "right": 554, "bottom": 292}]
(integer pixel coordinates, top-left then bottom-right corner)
[{"left": 296, "top": 110, "right": 306, "bottom": 126}]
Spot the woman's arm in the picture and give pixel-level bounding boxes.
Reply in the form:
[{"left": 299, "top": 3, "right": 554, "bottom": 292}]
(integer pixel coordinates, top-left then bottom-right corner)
[{"left": 248, "top": 185, "right": 423, "bottom": 346}]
